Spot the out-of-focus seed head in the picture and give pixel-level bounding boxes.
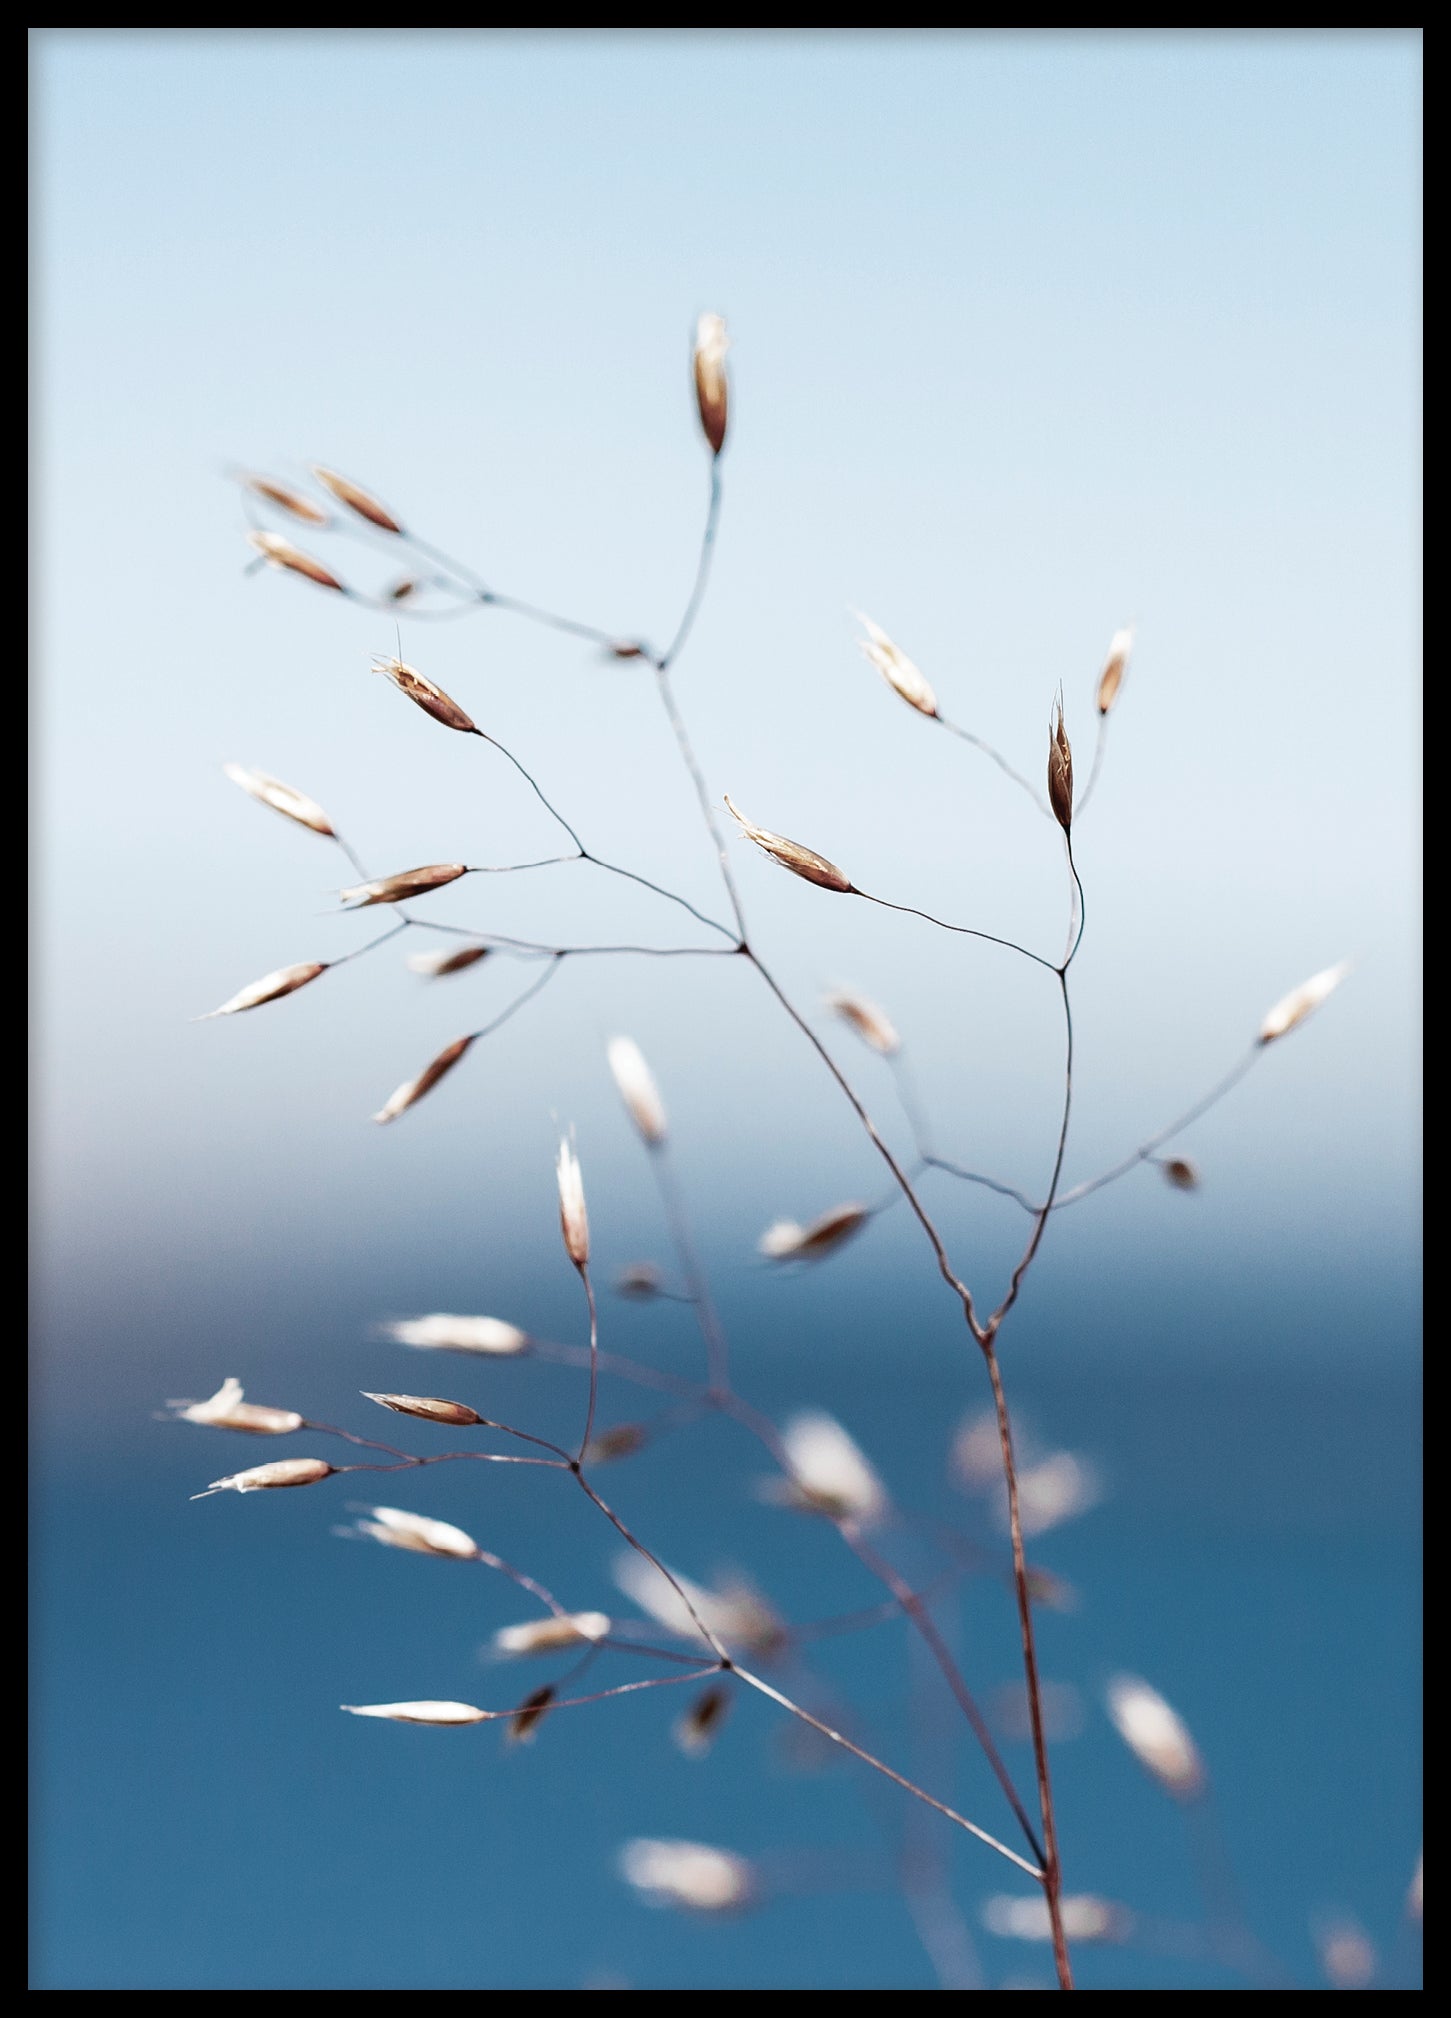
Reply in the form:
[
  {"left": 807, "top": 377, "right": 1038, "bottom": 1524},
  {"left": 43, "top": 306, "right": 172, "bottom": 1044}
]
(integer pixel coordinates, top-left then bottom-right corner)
[
  {"left": 353, "top": 1504, "right": 480, "bottom": 1560},
  {"left": 612, "top": 1554, "right": 787, "bottom": 1658},
  {"left": 1408, "top": 1852, "right": 1423, "bottom": 1922},
  {"left": 758, "top": 1203, "right": 869, "bottom": 1262},
  {"left": 608, "top": 639, "right": 647, "bottom": 660},
  {"left": 310, "top": 464, "right": 404, "bottom": 534},
  {"left": 505, "top": 1684, "right": 556, "bottom": 1746},
  {"left": 192, "top": 1457, "right": 334, "bottom": 1499},
  {"left": 824, "top": 987, "right": 901, "bottom": 1057},
  {"left": 240, "top": 474, "right": 331, "bottom": 526},
  {"left": 614, "top": 1262, "right": 664, "bottom": 1301},
  {"left": 406, "top": 944, "right": 491, "bottom": 978},
  {"left": 381, "top": 1314, "right": 531, "bottom": 1357},
  {"left": 1315, "top": 1917, "right": 1377, "bottom": 1990},
  {"left": 982, "top": 1894, "right": 1133, "bottom": 1944},
  {"left": 1095, "top": 625, "right": 1134, "bottom": 715},
  {"left": 167, "top": 1376, "right": 303, "bottom": 1436},
  {"left": 361, "top": 1391, "right": 485, "bottom": 1427},
  {"left": 692, "top": 313, "right": 730, "bottom": 457},
  {"left": 247, "top": 530, "right": 346, "bottom": 594},
  {"left": 201, "top": 961, "right": 328, "bottom": 1019},
  {"left": 1258, "top": 961, "right": 1351, "bottom": 1045},
  {"left": 371, "top": 655, "right": 479, "bottom": 735},
  {"left": 387, "top": 577, "right": 419, "bottom": 602},
  {"left": 372, "top": 1035, "right": 475, "bottom": 1124},
  {"left": 583, "top": 1422, "right": 650, "bottom": 1464},
  {"left": 1161, "top": 1157, "right": 1200, "bottom": 1191},
  {"left": 556, "top": 1136, "right": 590, "bottom": 1270},
  {"left": 723, "top": 795, "right": 854, "bottom": 893},
  {"left": 342, "top": 1700, "right": 485, "bottom": 1726},
  {"left": 606, "top": 1034, "right": 668, "bottom": 1145},
  {"left": 223, "top": 763, "right": 337, "bottom": 838},
  {"left": 1012, "top": 1451, "right": 1103, "bottom": 1539},
  {"left": 767, "top": 1410, "right": 889, "bottom": 1526},
  {"left": 852, "top": 611, "right": 939, "bottom": 718},
  {"left": 1047, "top": 696, "right": 1074, "bottom": 833},
  {"left": 988, "top": 1679, "right": 1085, "bottom": 1743},
  {"left": 493, "top": 1612, "right": 612, "bottom": 1657},
  {"left": 1105, "top": 1674, "right": 1205, "bottom": 1800},
  {"left": 619, "top": 1837, "right": 755, "bottom": 1913},
  {"left": 673, "top": 1686, "right": 731, "bottom": 1758},
  {"left": 337, "top": 863, "right": 468, "bottom": 909},
  {"left": 1023, "top": 1565, "right": 1079, "bottom": 1611}
]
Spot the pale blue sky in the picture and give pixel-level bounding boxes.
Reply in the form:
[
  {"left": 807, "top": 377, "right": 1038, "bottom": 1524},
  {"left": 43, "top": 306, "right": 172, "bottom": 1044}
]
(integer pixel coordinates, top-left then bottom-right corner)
[{"left": 35, "top": 30, "right": 1420, "bottom": 1386}]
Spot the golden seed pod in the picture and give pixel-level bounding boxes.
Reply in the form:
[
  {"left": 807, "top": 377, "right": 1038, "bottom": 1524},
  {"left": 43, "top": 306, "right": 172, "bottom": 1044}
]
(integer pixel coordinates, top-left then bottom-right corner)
[
  {"left": 824, "top": 987, "right": 900, "bottom": 1057},
  {"left": 342, "top": 1700, "right": 486, "bottom": 1726},
  {"left": 192, "top": 1457, "right": 334, "bottom": 1499},
  {"left": 355, "top": 1505, "right": 480, "bottom": 1560},
  {"left": 310, "top": 464, "right": 404, "bottom": 534},
  {"left": 757, "top": 1202, "right": 869, "bottom": 1262},
  {"left": 406, "top": 944, "right": 491, "bottom": 978},
  {"left": 493, "top": 1612, "right": 611, "bottom": 1656},
  {"left": 361, "top": 1391, "right": 485, "bottom": 1427},
  {"left": 240, "top": 474, "right": 331, "bottom": 526},
  {"left": 852, "top": 611, "right": 939, "bottom": 718},
  {"left": 505, "top": 1684, "right": 556, "bottom": 1747},
  {"left": 556, "top": 1137, "right": 590, "bottom": 1270},
  {"left": 167, "top": 1377, "right": 303, "bottom": 1436},
  {"left": 1095, "top": 625, "right": 1134, "bottom": 715},
  {"left": 673, "top": 1685, "right": 731, "bottom": 1759},
  {"left": 723, "top": 795, "right": 853, "bottom": 893},
  {"left": 1257, "top": 960, "right": 1351, "bottom": 1045},
  {"left": 1161, "top": 1157, "right": 1200, "bottom": 1191},
  {"left": 371, "top": 655, "right": 479, "bottom": 734},
  {"left": 372, "top": 1034, "right": 476, "bottom": 1124},
  {"left": 606, "top": 1035, "right": 668, "bottom": 1145},
  {"left": 337, "top": 863, "right": 469, "bottom": 909},
  {"left": 223, "top": 763, "right": 336, "bottom": 838},
  {"left": 1047, "top": 698, "right": 1074, "bottom": 833},
  {"left": 201, "top": 961, "right": 328, "bottom": 1019},
  {"left": 246, "top": 530, "right": 346, "bottom": 594},
  {"left": 692, "top": 313, "right": 730, "bottom": 457}
]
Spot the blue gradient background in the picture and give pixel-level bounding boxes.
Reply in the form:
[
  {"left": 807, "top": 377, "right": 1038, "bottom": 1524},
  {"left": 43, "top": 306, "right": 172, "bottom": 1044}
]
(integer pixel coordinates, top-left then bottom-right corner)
[{"left": 33, "top": 30, "right": 1419, "bottom": 1990}]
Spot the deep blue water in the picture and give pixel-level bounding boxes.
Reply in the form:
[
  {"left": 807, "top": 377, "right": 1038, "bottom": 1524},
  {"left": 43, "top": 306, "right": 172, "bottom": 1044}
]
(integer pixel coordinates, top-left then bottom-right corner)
[{"left": 32, "top": 1328, "right": 1420, "bottom": 1990}]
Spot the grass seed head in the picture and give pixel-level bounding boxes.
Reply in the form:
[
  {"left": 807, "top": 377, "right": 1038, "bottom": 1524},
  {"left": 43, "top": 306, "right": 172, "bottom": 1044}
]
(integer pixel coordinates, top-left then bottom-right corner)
[
  {"left": 1095, "top": 625, "right": 1134, "bottom": 715},
  {"left": 223, "top": 763, "right": 336, "bottom": 838},
  {"left": 607, "top": 1035, "right": 668, "bottom": 1145},
  {"left": 338, "top": 863, "right": 468, "bottom": 909},
  {"left": 556, "top": 1136, "right": 590, "bottom": 1269},
  {"left": 824, "top": 987, "right": 901, "bottom": 1057},
  {"left": 852, "top": 611, "right": 938, "bottom": 717},
  {"left": 372, "top": 1035, "right": 475, "bottom": 1123},
  {"left": 1105, "top": 1673, "right": 1205, "bottom": 1799},
  {"left": 381, "top": 1314, "right": 531, "bottom": 1356},
  {"left": 758, "top": 1202, "right": 869, "bottom": 1262},
  {"left": 342, "top": 1700, "right": 486, "bottom": 1726},
  {"left": 371, "top": 655, "right": 479, "bottom": 734},
  {"left": 240, "top": 474, "right": 330, "bottom": 526},
  {"left": 354, "top": 1505, "right": 480, "bottom": 1559},
  {"left": 1258, "top": 960, "right": 1351, "bottom": 1045},
  {"left": 406, "top": 944, "right": 491, "bottom": 978},
  {"left": 167, "top": 1377, "right": 303, "bottom": 1435},
  {"left": 193, "top": 1457, "right": 334, "bottom": 1499},
  {"left": 202, "top": 961, "right": 327, "bottom": 1018},
  {"left": 723, "top": 795, "right": 853, "bottom": 893},
  {"left": 247, "top": 530, "right": 346, "bottom": 594},
  {"left": 692, "top": 313, "right": 730, "bottom": 457},
  {"left": 619, "top": 1837, "right": 755, "bottom": 1913},
  {"left": 493, "top": 1612, "right": 611, "bottom": 1656},
  {"left": 361, "top": 1391, "right": 485, "bottom": 1427},
  {"left": 310, "top": 464, "right": 403, "bottom": 534},
  {"left": 1047, "top": 695, "right": 1074, "bottom": 833}
]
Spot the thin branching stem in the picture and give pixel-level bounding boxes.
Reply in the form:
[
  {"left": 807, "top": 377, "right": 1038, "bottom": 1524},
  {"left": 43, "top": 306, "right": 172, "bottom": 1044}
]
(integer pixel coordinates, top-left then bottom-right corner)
[
  {"left": 853, "top": 888, "right": 1059, "bottom": 974},
  {"left": 936, "top": 713, "right": 1052, "bottom": 816}
]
